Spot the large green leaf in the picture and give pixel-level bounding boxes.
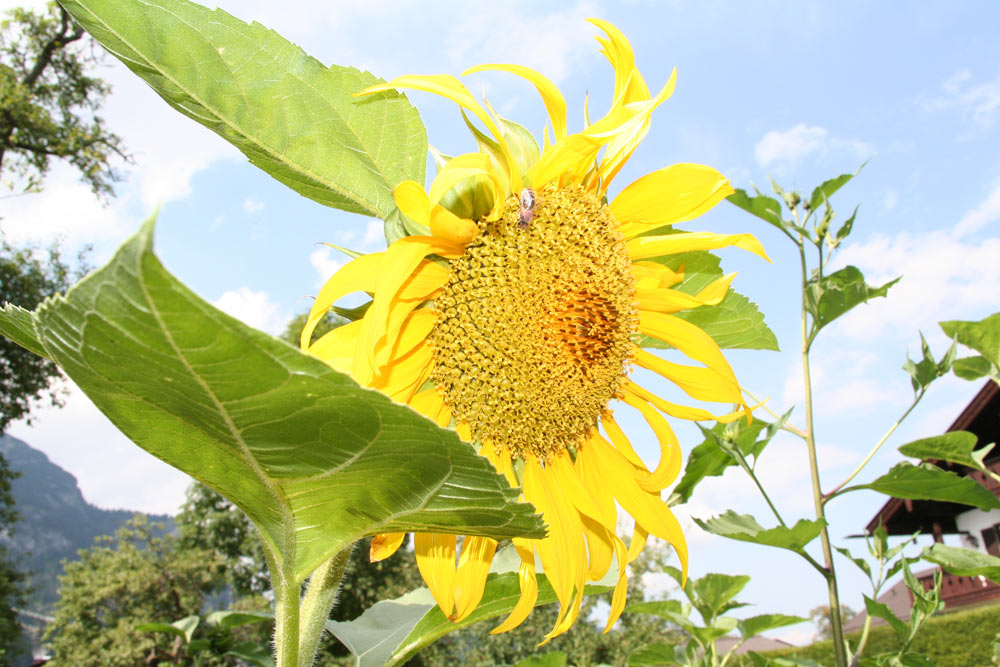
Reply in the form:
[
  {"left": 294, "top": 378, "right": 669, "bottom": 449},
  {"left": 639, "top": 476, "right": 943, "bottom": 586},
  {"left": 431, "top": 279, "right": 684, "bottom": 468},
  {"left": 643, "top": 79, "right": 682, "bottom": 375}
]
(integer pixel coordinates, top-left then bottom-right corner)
[
  {"left": 326, "top": 546, "right": 615, "bottom": 666},
  {"left": 853, "top": 462, "right": 1000, "bottom": 511},
  {"left": 940, "top": 313, "right": 1000, "bottom": 367},
  {"left": 692, "top": 573, "right": 750, "bottom": 621},
  {"left": 60, "top": 0, "right": 425, "bottom": 221},
  {"left": 922, "top": 543, "right": 1000, "bottom": 584},
  {"left": 898, "top": 431, "right": 992, "bottom": 471},
  {"left": 693, "top": 511, "right": 825, "bottom": 552},
  {"left": 629, "top": 642, "right": 677, "bottom": 666},
  {"left": 738, "top": 613, "right": 805, "bottom": 639},
  {"left": 639, "top": 251, "right": 778, "bottom": 351},
  {"left": 726, "top": 189, "right": 786, "bottom": 232},
  {"left": 0, "top": 219, "right": 543, "bottom": 584},
  {"left": 806, "top": 165, "right": 863, "bottom": 213}
]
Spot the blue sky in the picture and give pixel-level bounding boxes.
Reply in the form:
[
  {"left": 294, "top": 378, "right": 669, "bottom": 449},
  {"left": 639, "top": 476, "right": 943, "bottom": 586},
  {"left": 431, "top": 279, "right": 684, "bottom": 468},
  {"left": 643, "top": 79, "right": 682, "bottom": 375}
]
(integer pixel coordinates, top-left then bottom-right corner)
[{"left": 3, "top": 0, "right": 999, "bottom": 645}]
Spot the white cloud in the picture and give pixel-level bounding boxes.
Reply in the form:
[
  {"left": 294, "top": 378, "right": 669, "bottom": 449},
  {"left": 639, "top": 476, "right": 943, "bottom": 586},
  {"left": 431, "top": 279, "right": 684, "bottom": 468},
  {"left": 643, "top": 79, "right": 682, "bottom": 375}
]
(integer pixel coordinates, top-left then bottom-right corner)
[
  {"left": 754, "top": 123, "right": 872, "bottom": 168},
  {"left": 7, "top": 381, "right": 191, "bottom": 515},
  {"left": 243, "top": 197, "right": 265, "bottom": 214},
  {"left": 882, "top": 188, "right": 898, "bottom": 214},
  {"left": 212, "top": 287, "right": 288, "bottom": 335},
  {"left": 443, "top": 2, "right": 599, "bottom": 83},
  {"left": 308, "top": 245, "right": 346, "bottom": 289},
  {"left": 954, "top": 179, "right": 1000, "bottom": 238},
  {"left": 921, "top": 69, "right": 1000, "bottom": 127},
  {"left": 362, "top": 219, "right": 385, "bottom": 248}
]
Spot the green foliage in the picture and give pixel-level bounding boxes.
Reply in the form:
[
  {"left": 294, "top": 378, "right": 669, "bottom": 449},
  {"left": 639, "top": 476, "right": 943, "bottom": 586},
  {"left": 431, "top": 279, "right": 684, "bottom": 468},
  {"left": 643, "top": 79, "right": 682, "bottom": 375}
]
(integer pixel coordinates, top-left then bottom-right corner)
[
  {"left": 58, "top": 0, "right": 426, "bottom": 235},
  {"left": 901, "top": 332, "right": 956, "bottom": 394},
  {"left": 897, "top": 430, "right": 992, "bottom": 471},
  {"left": 807, "top": 605, "right": 858, "bottom": 641},
  {"left": 921, "top": 543, "right": 1000, "bottom": 583},
  {"left": 640, "top": 250, "right": 779, "bottom": 351},
  {"left": 693, "top": 511, "right": 825, "bottom": 553},
  {"left": 804, "top": 266, "right": 899, "bottom": 338},
  {"left": 0, "top": 219, "right": 544, "bottom": 587},
  {"left": 0, "top": 3, "right": 127, "bottom": 197},
  {"left": 0, "top": 450, "right": 27, "bottom": 661},
  {"left": 43, "top": 515, "right": 226, "bottom": 666},
  {"left": 0, "top": 237, "right": 84, "bottom": 432},
  {"left": 136, "top": 609, "right": 276, "bottom": 666},
  {"left": 941, "top": 313, "right": 1000, "bottom": 384},
  {"left": 849, "top": 461, "right": 1000, "bottom": 511}
]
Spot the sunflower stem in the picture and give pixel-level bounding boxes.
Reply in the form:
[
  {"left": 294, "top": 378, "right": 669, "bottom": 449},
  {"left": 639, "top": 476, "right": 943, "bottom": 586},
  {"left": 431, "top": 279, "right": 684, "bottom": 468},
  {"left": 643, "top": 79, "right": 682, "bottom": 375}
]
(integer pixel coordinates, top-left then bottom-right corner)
[
  {"left": 297, "top": 546, "right": 352, "bottom": 667},
  {"left": 744, "top": 388, "right": 808, "bottom": 439},
  {"left": 266, "top": 549, "right": 300, "bottom": 667},
  {"left": 796, "top": 235, "right": 849, "bottom": 667}
]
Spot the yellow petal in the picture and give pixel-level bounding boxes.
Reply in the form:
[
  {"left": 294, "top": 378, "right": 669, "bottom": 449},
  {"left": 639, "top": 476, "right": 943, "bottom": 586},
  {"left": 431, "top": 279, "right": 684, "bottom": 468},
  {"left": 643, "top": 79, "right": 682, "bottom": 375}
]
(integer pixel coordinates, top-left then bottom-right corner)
[
  {"left": 393, "top": 180, "right": 432, "bottom": 229},
  {"left": 612, "top": 164, "right": 735, "bottom": 237},
  {"left": 369, "top": 341, "right": 433, "bottom": 403},
  {"left": 621, "top": 390, "right": 683, "bottom": 493},
  {"left": 379, "top": 308, "right": 437, "bottom": 367},
  {"left": 634, "top": 346, "right": 743, "bottom": 406},
  {"left": 630, "top": 261, "right": 683, "bottom": 289},
  {"left": 309, "top": 320, "right": 363, "bottom": 374},
  {"left": 527, "top": 132, "right": 602, "bottom": 189},
  {"left": 627, "top": 523, "right": 649, "bottom": 563},
  {"left": 599, "top": 412, "right": 646, "bottom": 469},
  {"left": 370, "top": 532, "right": 406, "bottom": 562},
  {"left": 453, "top": 536, "right": 498, "bottom": 621},
  {"left": 464, "top": 63, "right": 568, "bottom": 141},
  {"left": 491, "top": 541, "right": 538, "bottom": 634},
  {"left": 626, "top": 381, "right": 748, "bottom": 424},
  {"left": 603, "top": 531, "right": 629, "bottom": 632},
  {"left": 359, "top": 74, "right": 520, "bottom": 189},
  {"left": 628, "top": 231, "right": 771, "bottom": 263},
  {"left": 414, "top": 532, "right": 457, "bottom": 617},
  {"left": 302, "top": 252, "right": 382, "bottom": 350},
  {"left": 588, "top": 434, "right": 689, "bottom": 580},
  {"left": 409, "top": 387, "right": 447, "bottom": 425},
  {"left": 588, "top": 18, "right": 650, "bottom": 106},
  {"left": 581, "top": 516, "right": 614, "bottom": 581},
  {"left": 430, "top": 206, "right": 479, "bottom": 246}
]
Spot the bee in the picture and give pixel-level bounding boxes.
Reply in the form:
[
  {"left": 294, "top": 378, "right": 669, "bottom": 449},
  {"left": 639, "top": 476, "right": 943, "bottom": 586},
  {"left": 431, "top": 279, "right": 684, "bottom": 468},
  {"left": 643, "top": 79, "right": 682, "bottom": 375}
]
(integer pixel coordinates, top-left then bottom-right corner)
[{"left": 518, "top": 188, "right": 537, "bottom": 229}]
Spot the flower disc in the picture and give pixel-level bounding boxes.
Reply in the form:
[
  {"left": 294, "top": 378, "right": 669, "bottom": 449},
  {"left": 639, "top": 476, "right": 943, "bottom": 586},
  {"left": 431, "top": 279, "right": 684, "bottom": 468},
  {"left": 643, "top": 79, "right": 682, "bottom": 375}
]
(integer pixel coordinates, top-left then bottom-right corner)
[{"left": 430, "top": 185, "right": 637, "bottom": 460}]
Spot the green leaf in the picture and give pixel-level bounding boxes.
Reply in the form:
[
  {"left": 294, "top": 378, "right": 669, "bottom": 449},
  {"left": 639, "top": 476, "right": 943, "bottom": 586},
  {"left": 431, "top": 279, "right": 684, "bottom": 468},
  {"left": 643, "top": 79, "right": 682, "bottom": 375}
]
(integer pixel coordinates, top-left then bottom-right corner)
[
  {"left": 953, "top": 355, "right": 997, "bottom": 382},
  {"left": 637, "top": 250, "right": 777, "bottom": 350},
  {"left": 670, "top": 416, "right": 786, "bottom": 504},
  {"left": 738, "top": 613, "right": 806, "bottom": 639},
  {"left": 674, "top": 290, "right": 779, "bottom": 351},
  {"left": 807, "top": 165, "right": 864, "bottom": 213},
  {"left": 625, "top": 599, "right": 691, "bottom": 629},
  {"left": 205, "top": 609, "right": 273, "bottom": 630},
  {"left": 864, "top": 594, "right": 908, "bottom": 639},
  {"left": 629, "top": 642, "right": 676, "bottom": 666},
  {"left": 134, "top": 621, "right": 188, "bottom": 639},
  {"left": 834, "top": 545, "right": 872, "bottom": 581},
  {"left": 805, "top": 266, "right": 900, "bottom": 334},
  {"left": 922, "top": 543, "right": 1000, "bottom": 584},
  {"left": 692, "top": 573, "right": 750, "bottom": 621},
  {"left": 856, "top": 462, "right": 1000, "bottom": 511},
  {"left": 60, "top": 0, "right": 425, "bottom": 221},
  {"left": 832, "top": 205, "right": 858, "bottom": 245},
  {"left": 692, "top": 511, "right": 825, "bottom": 552},
  {"left": 0, "top": 304, "right": 47, "bottom": 358},
  {"left": 225, "top": 642, "right": 275, "bottom": 667},
  {"left": 902, "top": 332, "right": 953, "bottom": 393},
  {"left": 689, "top": 616, "right": 738, "bottom": 645},
  {"left": 514, "top": 652, "right": 568, "bottom": 667},
  {"left": 941, "top": 313, "right": 1000, "bottom": 367},
  {"left": 727, "top": 189, "right": 787, "bottom": 232},
  {"left": 748, "top": 653, "right": 823, "bottom": 667},
  {"left": 0, "top": 218, "right": 544, "bottom": 584},
  {"left": 326, "top": 546, "right": 615, "bottom": 666},
  {"left": 898, "top": 431, "right": 992, "bottom": 471}
]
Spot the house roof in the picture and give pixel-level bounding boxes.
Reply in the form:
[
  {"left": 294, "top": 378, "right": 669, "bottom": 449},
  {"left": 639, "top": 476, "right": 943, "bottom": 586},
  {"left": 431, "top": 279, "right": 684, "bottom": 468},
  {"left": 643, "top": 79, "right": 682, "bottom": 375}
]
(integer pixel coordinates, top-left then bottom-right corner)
[{"left": 865, "top": 381, "right": 1000, "bottom": 536}]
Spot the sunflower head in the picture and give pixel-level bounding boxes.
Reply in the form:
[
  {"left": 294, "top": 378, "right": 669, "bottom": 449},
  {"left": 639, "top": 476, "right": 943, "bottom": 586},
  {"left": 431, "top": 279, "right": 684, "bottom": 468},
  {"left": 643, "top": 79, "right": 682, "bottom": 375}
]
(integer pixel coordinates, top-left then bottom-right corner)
[{"left": 304, "top": 18, "right": 769, "bottom": 640}]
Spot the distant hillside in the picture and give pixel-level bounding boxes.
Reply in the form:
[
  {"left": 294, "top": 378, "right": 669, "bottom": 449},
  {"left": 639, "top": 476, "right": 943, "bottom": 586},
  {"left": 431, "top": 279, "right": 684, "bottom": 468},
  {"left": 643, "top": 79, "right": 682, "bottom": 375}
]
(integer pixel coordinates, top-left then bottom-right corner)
[{"left": 0, "top": 434, "right": 174, "bottom": 612}]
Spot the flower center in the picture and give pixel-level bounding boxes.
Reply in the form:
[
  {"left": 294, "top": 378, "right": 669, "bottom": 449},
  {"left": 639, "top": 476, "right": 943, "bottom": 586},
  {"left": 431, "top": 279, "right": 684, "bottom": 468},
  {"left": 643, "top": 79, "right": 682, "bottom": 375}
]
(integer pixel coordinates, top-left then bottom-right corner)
[{"left": 430, "top": 185, "right": 637, "bottom": 461}]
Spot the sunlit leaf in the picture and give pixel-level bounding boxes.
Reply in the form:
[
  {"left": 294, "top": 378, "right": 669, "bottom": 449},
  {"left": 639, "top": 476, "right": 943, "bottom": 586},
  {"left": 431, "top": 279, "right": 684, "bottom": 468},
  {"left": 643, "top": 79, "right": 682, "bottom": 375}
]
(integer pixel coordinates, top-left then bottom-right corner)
[
  {"left": 922, "top": 543, "right": 1000, "bottom": 584},
  {"left": 727, "top": 189, "right": 786, "bottom": 232},
  {"left": 805, "top": 266, "right": 899, "bottom": 335},
  {"left": 807, "top": 163, "right": 865, "bottom": 213},
  {"left": 863, "top": 594, "right": 907, "bottom": 639},
  {"left": 898, "top": 431, "right": 992, "bottom": 471},
  {"left": 692, "top": 511, "right": 825, "bottom": 552},
  {"left": 855, "top": 462, "right": 1000, "bottom": 511},
  {"left": 0, "top": 219, "right": 544, "bottom": 585},
  {"left": 940, "top": 313, "right": 1000, "bottom": 367},
  {"left": 834, "top": 546, "right": 872, "bottom": 581},
  {"left": 629, "top": 642, "right": 676, "bottom": 666},
  {"left": 692, "top": 573, "right": 750, "bottom": 621},
  {"left": 514, "top": 652, "right": 568, "bottom": 667},
  {"left": 738, "top": 613, "right": 806, "bottom": 639},
  {"left": 326, "top": 545, "right": 615, "bottom": 666},
  {"left": 60, "top": 0, "right": 426, "bottom": 222}
]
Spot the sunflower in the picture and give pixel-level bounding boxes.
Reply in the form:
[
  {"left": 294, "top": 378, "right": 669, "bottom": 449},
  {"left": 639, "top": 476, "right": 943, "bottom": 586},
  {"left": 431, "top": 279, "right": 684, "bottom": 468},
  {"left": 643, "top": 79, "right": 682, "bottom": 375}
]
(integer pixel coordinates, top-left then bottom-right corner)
[{"left": 302, "top": 19, "right": 768, "bottom": 640}]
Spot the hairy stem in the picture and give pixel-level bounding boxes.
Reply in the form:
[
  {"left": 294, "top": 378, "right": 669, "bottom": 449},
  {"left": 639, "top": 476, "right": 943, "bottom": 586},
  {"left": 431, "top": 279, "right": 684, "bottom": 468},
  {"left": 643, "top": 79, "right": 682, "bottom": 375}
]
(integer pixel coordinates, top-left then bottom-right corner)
[
  {"left": 797, "top": 240, "right": 848, "bottom": 667},
  {"left": 297, "top": 547, "right": 353, "bottom": 667}
]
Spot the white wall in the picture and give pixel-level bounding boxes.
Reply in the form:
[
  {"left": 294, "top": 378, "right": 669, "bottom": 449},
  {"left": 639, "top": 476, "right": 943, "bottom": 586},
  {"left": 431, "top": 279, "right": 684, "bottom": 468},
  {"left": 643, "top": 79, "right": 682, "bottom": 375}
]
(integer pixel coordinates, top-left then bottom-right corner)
[{"left": 956, "top": 508, "right": 1000, "bottom": 552}]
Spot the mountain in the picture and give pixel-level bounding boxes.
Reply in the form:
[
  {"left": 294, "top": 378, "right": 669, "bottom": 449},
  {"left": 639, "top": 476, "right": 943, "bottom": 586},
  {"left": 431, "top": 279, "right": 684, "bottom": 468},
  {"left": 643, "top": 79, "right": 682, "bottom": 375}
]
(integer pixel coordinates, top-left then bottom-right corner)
[{"left": 0, "top": 434, "right": 174, "bottom": 612}]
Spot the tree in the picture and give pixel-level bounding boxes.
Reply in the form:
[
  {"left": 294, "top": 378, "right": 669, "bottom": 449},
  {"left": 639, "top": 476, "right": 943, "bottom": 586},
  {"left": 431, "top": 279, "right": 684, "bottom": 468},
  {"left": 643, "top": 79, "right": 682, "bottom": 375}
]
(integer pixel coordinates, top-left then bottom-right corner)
[
  {"left": 0, "top": 452, "right": 27, "bottom": 662},
  {"left": 0, "top": 2, "right": 127, "bottom": 197},
  {"left": 44, "top": 515, "right": 225, "bottom": 666},
  {"left": 810, "top": 604, "right": 858, "bottom": 641},
  {"left": 0, "top": 237, "right": 85, "bottom": 433}
]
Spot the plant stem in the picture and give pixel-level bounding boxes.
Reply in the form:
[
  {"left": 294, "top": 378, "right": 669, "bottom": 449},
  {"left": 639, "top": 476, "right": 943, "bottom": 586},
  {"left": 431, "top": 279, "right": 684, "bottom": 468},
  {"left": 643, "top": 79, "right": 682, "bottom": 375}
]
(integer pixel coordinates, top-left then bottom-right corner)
[
  {"left": 269, "top": 554, "right": 300, "bottom": 667},
  {"left": 744, "top": 388, "right": 808, "bottom": 439},
  {"left": 825, "top": 391, "right": 925, "bottom": 501},
  {"left": 297, "top": 547, "right": 353, "bottom": 667},
  {"left": 849, "top": 616, "right": 872, "bottom": 667},
  {"left": 797, "top": 242, "right": 848, "bottom": 667}
]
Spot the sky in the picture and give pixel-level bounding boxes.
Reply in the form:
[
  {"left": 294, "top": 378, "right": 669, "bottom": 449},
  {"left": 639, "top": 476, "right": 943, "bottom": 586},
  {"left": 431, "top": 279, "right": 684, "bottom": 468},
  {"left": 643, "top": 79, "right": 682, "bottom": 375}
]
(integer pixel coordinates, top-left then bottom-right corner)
[{"left": 2, "top": 0, "right": 1000, "bottom": 646}]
